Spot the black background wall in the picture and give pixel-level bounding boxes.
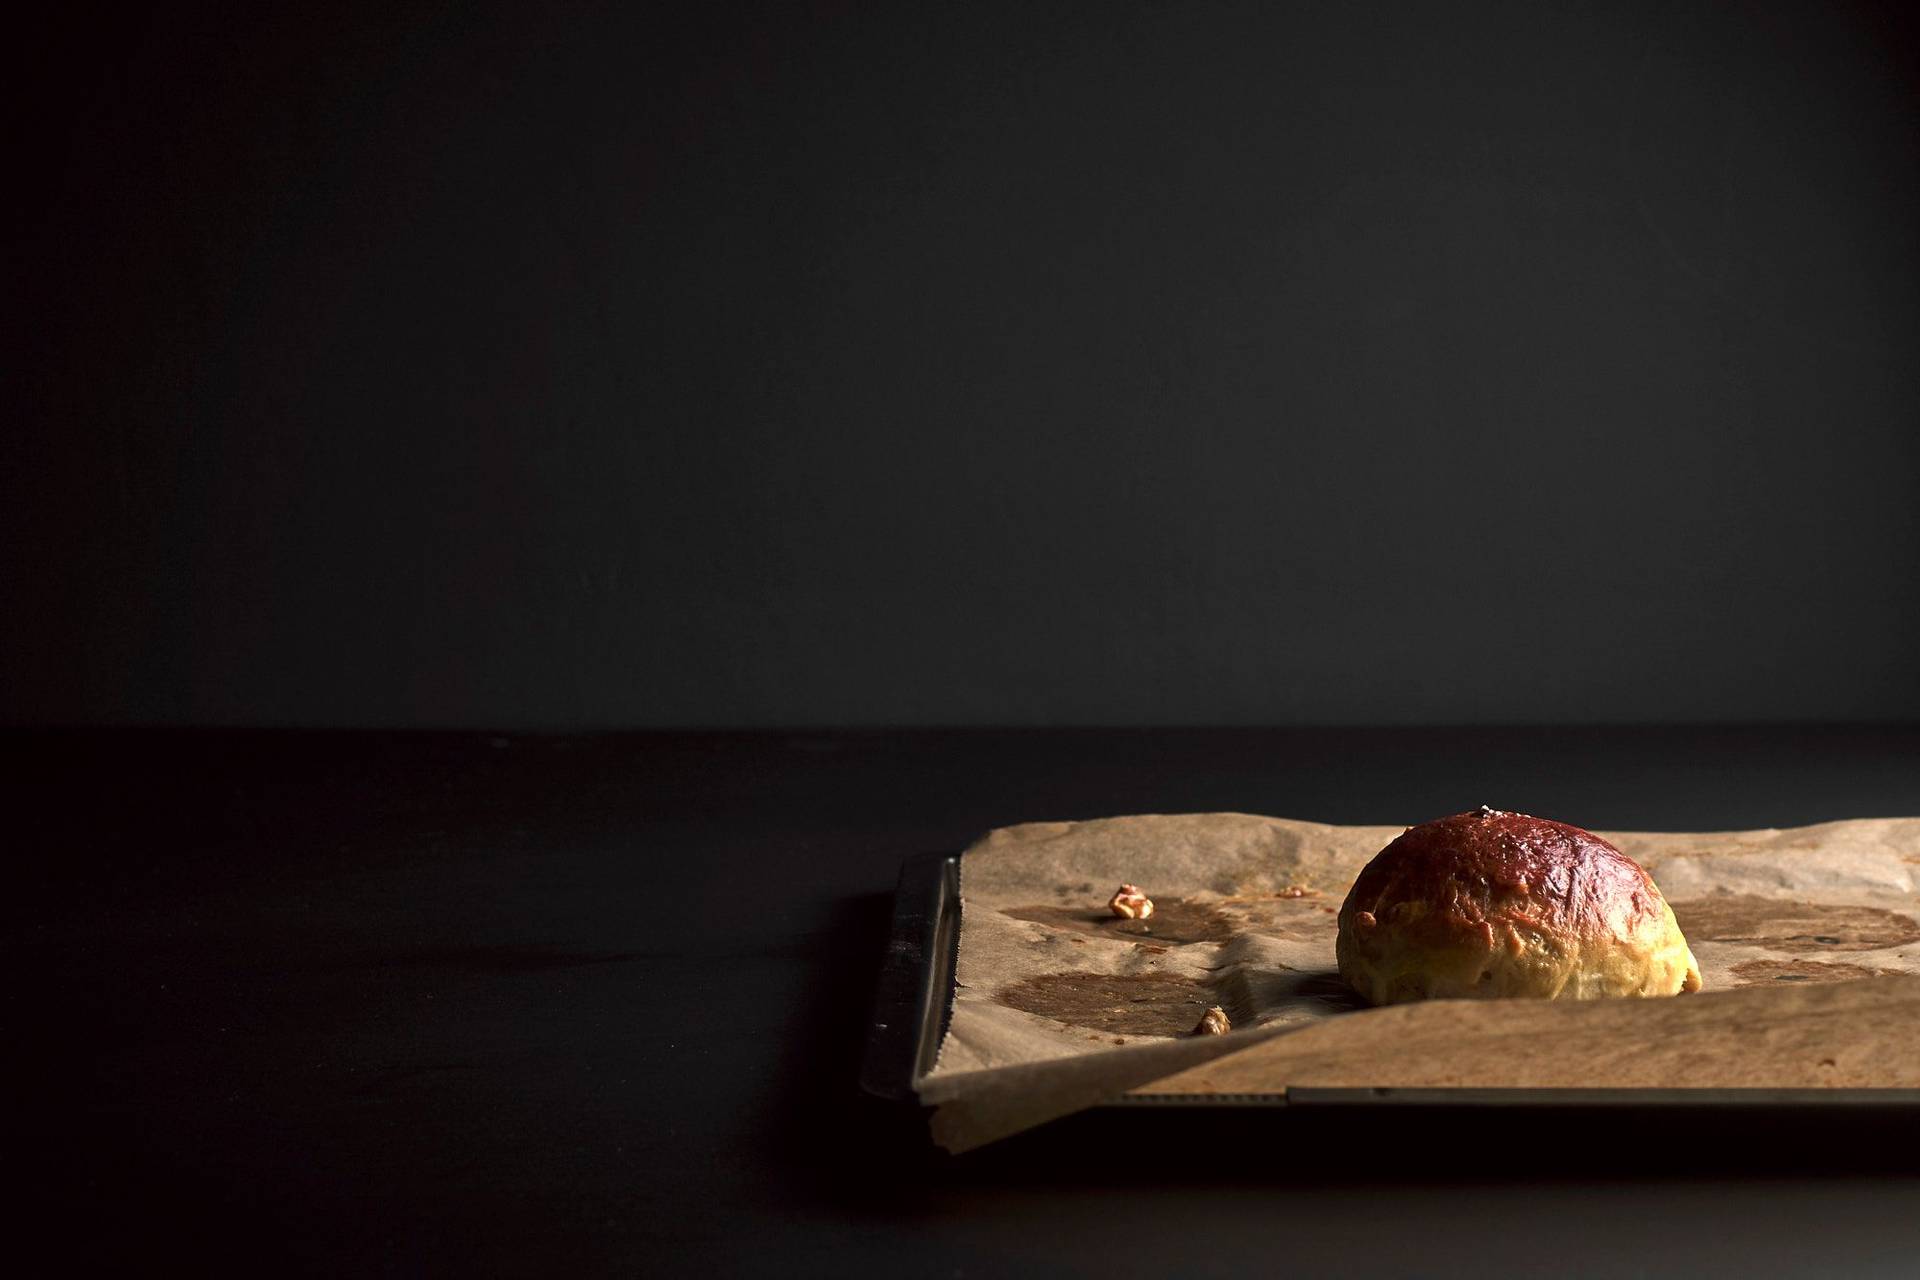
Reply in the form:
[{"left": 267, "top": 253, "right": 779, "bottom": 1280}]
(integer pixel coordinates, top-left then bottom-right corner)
[{"left": 9, "top": 1, "right": 1918, "bottom": 728}]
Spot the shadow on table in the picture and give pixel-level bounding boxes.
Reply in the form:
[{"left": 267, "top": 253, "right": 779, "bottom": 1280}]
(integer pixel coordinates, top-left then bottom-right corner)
[{"left": 766, "top": 890, "right": 1920, "bottom": 1205}]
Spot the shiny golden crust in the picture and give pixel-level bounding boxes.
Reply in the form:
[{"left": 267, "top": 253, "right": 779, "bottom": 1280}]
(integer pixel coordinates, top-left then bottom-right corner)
[{"left": 1336, "top": 809, "right": 1703, "bottom": 1005}]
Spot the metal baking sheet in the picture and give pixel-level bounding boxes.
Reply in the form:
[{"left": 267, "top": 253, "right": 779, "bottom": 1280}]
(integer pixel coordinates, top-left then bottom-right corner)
[
  {"left": 861, "top": 852, "right": 1920, "bottom": 1110},
  {"left": 860, "top": 853, "right": 960, "bottom": 1102}
]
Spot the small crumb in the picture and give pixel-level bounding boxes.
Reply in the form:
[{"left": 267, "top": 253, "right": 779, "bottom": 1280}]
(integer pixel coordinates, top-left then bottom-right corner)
[
  {"left": 1112, "top": 1037, "right": 1127, "bottom": 1045},
  {"left": 1278, "top": 885, "right": 1312, "bottom": 898},
  {"left": 1192, "top": 1006, "right": 1231, "bottom": 1036},
  {"left": 1108, "top": 884, "right": 1154, "bottom": 919}
]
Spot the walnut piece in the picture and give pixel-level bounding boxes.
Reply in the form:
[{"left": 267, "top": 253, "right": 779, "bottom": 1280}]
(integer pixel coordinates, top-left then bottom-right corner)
[
  {"left": 1107, "top": 884, "right": 1154, "bottom": 919},
  {"left": 1192, "top": 1006, "right": 1231, "bottom": 1036}
]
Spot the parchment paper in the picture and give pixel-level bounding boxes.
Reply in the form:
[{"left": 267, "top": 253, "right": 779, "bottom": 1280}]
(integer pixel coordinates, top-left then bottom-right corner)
[{"left": 918, "top": 814, "right": 1920, "bottom": 1151}]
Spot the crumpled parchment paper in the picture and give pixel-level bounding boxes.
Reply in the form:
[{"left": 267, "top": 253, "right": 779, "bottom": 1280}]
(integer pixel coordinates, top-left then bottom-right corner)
[{"left": 918, "top": 814, "right": 1920, "bottom": 1151}]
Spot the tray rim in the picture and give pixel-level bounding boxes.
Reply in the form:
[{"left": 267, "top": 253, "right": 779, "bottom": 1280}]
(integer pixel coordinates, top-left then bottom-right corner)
[{"left": 859, "top": 851, "right": 962, "bottom": 1101}]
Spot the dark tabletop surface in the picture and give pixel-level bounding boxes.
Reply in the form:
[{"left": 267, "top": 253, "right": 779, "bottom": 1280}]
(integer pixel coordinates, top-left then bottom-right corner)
[{"left": 10, "top": 726, "right": 1920, "bottom": 1276}]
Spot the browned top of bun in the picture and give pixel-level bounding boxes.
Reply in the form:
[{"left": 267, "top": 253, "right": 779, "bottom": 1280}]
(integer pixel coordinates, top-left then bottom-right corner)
[{"left": 1342, "top": 808, "right": 1666, "bottom": 944}]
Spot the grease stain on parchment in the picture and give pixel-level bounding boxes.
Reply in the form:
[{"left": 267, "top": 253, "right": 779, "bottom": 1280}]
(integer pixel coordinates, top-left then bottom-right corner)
[
  {"left": 1670, "top": 896, "right": 1920, "bottom": 953},
  {"left": 1002, "top": 899, "right": 1235, "bottom": 944},
  {"left": 1729, "top": 959, "right": 1900, "bottom": 986},
  {"left": 996, "top": 971, "right": 1220, "bottom": 1036}
]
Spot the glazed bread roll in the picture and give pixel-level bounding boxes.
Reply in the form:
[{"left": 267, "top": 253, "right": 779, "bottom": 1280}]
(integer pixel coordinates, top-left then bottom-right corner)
[{"left": 1336, "top": 807, "right": 1702, "bottom": 1005}]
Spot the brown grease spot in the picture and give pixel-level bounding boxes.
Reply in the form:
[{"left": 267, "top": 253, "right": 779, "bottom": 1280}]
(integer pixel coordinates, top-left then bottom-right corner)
[
  {"left": 1003, "top": 899, "right": 1235, "bottom": 944},
  {"left": 996, "top": 971, "right": 1216, "bottom": 1036},
  {"left": 1729, "top": 959, "right": 1896, "bottom": 986},
  {"left": 1670, "top": 896, "right": 1920, "bottom": 954}
]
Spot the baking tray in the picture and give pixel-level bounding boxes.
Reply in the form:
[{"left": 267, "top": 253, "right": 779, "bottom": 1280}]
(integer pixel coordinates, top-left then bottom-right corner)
[
  {"left": 860, "top": 852, "right": 961, "bottom": 1102},
  {"left": 859, "top": 851, "right": 1920, "bottom": 1111}
]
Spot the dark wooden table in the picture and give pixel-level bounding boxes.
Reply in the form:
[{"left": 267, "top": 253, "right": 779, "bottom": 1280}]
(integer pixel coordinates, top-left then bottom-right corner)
[{"left": 10, "top": 727, "right": 1920, "bottom": 1275}]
